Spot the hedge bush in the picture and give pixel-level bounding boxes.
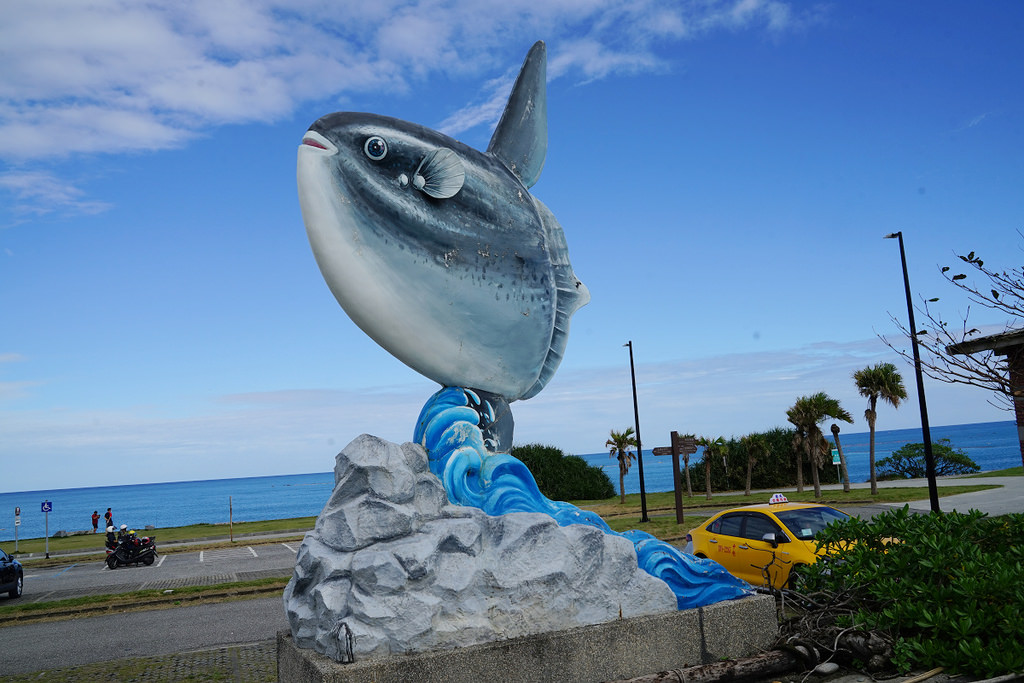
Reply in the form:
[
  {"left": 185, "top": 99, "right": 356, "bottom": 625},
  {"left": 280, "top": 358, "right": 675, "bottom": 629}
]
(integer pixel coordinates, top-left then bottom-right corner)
[
  {"left": 511, "top": 443, "right": 615, "bottom": 501},
  {"left": 800, "top": 506, "right": 1024, "bottom": 677},
  {"left": 681, "top": 427, "right": 843, "bottom": 494}
]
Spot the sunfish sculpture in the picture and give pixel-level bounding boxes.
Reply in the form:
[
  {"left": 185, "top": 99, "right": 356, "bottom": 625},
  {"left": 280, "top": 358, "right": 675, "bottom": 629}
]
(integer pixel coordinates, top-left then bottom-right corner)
[
  {"left": 298, "top": 41, "right": 587, "bottom": 403},
  {"left": 296, "top": 41, "right": 749, "bottom": 611}
]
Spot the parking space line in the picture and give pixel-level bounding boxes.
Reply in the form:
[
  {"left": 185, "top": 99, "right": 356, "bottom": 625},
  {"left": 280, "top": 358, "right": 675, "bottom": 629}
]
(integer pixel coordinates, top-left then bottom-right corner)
[
  {"left": 248, "top": 546, "right": 258, "bottom": 558},
  {"left": 199, "top": 550, "right": 205, "bottom": 563},
  {"left": 157, "top": 554, "right": 167, "bottom": 567},
  {"left": 281, "top": 543, "right": 296, "bottom": 553}
]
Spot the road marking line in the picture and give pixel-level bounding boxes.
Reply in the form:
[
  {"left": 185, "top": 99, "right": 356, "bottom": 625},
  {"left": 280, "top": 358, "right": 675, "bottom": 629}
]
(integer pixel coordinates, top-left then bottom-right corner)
[
  {"left": 199, "top": 550, "right": 205, "bottom": 562},
  {"left": 157, "top": 554, "right": 167, "bottom": 567},
  {"left": 54, "top": 563, "right": 77, "bottom": 576},
  {"left": 282, "top": 543, "right": 296, "bottom": 553},
  {"left": 247, "top": 546, "right": 258, "bottom": 558}
]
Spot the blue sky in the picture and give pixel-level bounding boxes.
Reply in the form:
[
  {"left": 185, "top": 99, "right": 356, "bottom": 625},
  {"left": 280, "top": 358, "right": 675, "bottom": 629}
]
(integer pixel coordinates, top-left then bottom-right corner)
[{"left": 2, "top": 1, "right": 1022, "bottom": 493}]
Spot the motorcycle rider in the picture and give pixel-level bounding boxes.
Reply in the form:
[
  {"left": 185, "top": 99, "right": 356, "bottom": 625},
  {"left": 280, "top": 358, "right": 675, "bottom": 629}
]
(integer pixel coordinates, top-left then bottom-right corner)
[{"left": 105, "top": 525, "right": 117, "bottom": 550}]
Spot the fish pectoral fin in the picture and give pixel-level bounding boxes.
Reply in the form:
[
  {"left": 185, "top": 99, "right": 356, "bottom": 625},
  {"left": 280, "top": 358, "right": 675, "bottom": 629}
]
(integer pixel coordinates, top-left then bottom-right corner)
[
  {"left": 414, "top": 148, "right": 465, "bottom": 199},
  {"left": 486, "top": 41, "right": 547, "bottom": 189}
]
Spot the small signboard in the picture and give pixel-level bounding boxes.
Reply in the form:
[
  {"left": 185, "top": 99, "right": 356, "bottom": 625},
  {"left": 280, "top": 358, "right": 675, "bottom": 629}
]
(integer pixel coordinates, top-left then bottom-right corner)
[
  {"left": 831, "top": 449, "right": 840, "bottom": 465},
  {"left": 41, "top": 501, "right": 53, "bottom": 513}
]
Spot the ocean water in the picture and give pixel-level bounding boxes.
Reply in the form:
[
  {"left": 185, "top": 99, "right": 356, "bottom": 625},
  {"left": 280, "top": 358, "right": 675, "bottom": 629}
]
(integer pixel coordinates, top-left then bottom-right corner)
[
  {"left": 580, "top": 420, "right": 1022, "bottom": 499},
  {"left": 2, "top": 420, "right": 1019, "bottom": 543}
]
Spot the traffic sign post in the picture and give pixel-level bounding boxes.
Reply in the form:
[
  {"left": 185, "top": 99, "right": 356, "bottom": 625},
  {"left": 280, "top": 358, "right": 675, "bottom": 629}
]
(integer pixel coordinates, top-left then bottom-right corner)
[
  {"left": 652, "top": 431, "right": 698, "bottom": 524},
  {"left": 13, "top": 507, "right": 20, "bottom": 552},
  {"left": 830, "top": 423, "right": 851, "bottom": 493},
  {"left": 41, "top": 501, "right": 52, "bottom": 558}
]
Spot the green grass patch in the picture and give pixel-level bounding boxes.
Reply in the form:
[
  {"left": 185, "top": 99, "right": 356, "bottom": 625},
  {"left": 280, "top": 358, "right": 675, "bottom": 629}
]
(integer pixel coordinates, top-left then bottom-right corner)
[
  {"left": 577, "top": 484, "right": 999, "bottom": 521},
  {"left": 970, "top": 466, "right": 1023, "bottom": 477},
  {"left": 603, "top": 513, "right": 710, "bottom": 540},
  {"left": 6, "top": 516, "right": 316, "bottom": 557}
]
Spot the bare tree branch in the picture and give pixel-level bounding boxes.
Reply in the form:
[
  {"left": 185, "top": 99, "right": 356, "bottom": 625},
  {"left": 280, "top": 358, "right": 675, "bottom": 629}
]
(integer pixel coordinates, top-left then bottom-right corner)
[{"left": 879, "top": 240, "right": 1024, "bottom": 412}]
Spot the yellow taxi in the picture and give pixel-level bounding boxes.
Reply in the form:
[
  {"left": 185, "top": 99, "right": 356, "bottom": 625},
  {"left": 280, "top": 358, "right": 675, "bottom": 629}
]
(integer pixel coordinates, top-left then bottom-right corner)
[{"left": 685, "top": 494, "right": 850, "bottom": 589}]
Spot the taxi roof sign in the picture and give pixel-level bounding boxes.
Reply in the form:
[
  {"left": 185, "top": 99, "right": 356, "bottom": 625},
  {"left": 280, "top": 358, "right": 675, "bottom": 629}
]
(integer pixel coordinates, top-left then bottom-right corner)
[{"left": 769, "top": 493, "right": 789, "bottom": 505}]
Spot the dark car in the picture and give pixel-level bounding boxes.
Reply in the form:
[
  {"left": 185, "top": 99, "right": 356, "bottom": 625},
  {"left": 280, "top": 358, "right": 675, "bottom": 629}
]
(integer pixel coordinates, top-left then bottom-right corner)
[{"left": 1, "top": 547, "right": 24, "bottom": 598}]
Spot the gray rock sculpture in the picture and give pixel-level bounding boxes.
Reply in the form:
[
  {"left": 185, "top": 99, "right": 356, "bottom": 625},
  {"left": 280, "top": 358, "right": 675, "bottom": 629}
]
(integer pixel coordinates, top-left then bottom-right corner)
[{"left": 283, "top": 434, "right": 677, "bottom": 661}]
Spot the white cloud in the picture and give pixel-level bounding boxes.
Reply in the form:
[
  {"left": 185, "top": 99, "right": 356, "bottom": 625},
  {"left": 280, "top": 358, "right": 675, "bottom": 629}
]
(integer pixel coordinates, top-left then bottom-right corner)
[
  {"left": 0, "top": 170, "right": 113, "bottom": 217},
  {"left": 0, "top": 1, "right": 810, "bottom": 163}
]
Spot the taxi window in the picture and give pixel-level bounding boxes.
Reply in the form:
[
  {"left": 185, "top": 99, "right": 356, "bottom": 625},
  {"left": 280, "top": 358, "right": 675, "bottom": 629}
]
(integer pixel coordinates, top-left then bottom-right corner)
[
  {"left": 774, "top": 507, "right": 850, "bottom": 540},
  {"left": 710, "top": 513, "right": 744, "bottom": 537},
  {"left": 741, "top": 513, "right": 780, "bottom": 541}
]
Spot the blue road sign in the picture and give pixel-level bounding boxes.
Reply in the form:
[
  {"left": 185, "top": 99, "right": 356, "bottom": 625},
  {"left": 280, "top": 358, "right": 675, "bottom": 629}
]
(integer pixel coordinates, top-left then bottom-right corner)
[{"left": 41, "top": 501, "right": 52, "bottom": 513}]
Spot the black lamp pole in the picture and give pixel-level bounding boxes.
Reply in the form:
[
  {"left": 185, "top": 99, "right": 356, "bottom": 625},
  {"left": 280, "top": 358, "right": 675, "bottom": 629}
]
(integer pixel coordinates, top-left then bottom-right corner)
[
  {"left": 624, "top": 341, "right": 650, "bottom": 522},
  {"left": 885, "top": 231, "right": 940, "bottom": 513}
]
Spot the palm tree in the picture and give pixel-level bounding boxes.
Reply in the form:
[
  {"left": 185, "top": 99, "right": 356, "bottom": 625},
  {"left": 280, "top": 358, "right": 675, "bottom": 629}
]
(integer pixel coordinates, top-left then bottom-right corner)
[
  {"left": 786, "top": 393, "right": 853, "bottom": 498},
  {"left": 854, "top": 362, "right": 907, "bottom": 495},
  {"left": 680, "top": 432, "right": 697, "bottom": 497},
  {"left": 740, "top": 434, "right": 767, "bottom": 496},
  {"left": 606, "top": 427, "right": 637, "bottom": 504},
  {"left": 696, "top": 436, "right": 725, "bottom": 501}
]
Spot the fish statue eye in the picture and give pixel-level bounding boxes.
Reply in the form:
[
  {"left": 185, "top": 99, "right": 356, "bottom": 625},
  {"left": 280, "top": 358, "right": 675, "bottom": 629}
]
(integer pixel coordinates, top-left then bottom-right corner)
[{"left": 363, "top": 136, "right": 388, "bottom": 161}]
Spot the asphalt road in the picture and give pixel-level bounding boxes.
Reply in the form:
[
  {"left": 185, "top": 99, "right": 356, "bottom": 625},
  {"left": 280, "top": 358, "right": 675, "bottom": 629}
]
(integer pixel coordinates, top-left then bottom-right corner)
[
  {"left": 0, "top": 595, "right": 288, "bottom": 676},
  {"left": 19, "top": 540, "right": 301, "bottom": 603}
]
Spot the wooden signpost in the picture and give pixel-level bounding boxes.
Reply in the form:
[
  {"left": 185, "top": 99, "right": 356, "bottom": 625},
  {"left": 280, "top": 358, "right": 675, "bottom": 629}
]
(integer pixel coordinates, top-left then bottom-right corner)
[{"left": 652, "top": 431, "right": 697, "bottom": 524}]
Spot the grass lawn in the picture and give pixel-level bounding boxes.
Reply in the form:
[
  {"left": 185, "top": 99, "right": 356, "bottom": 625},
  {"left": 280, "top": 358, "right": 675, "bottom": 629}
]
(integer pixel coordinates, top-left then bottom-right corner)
[
  {"left": 970, "top": 465, "right": 1023, "bottom": 477},
  {"left": 6, "top": 517, "right": 316, "bottom": 559}
]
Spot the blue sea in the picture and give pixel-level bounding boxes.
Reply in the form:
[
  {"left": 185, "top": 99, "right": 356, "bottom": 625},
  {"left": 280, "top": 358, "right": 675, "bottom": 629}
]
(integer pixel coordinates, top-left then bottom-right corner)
[{"left": 2, "top": 420, "right": 1020, "bottom": 543}]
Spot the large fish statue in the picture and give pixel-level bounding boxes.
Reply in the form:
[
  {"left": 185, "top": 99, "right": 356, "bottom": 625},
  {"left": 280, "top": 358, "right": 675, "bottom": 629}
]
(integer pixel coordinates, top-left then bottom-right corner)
[
  {"left": 296, "top": 42, "right": 751, "bottom": 611},
  {"left": 297, "top": 41, "right": 588, "bottom": 402}
]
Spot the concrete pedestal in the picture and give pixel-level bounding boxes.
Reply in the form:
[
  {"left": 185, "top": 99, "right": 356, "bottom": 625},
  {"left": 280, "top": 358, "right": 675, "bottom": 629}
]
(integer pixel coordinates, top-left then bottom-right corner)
[{"left": 277, "top": 594, "right": 777, "bottom": 683}]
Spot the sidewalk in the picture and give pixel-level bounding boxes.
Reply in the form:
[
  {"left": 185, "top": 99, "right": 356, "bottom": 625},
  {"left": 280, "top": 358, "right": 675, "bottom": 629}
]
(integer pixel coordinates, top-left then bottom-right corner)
[{"left": 762, "top": 474, "right": 1024, "bottom": 516}]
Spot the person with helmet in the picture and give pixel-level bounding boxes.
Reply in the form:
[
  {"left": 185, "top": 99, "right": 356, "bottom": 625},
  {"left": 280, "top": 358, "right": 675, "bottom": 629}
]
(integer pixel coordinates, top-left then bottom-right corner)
[
  {"left": 117, "top": 524, "right": 129, "bottom": 545},
  {"left": 105, "top": 525, "right": 117, "bottom": 550}
]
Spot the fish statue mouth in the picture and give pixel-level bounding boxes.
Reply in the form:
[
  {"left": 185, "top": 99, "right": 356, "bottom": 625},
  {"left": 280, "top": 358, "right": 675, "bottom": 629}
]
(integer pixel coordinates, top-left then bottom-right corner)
[
  {"left": 297, "top": 41, "right": 588, "bottom": 402},
  {"left": 301, "top": 131, "right": 335, "bottom": 153}
]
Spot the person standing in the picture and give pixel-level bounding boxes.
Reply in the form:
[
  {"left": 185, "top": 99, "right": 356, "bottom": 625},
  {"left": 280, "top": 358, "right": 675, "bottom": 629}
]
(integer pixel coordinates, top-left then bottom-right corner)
[
  {"left": 91, "top": 510, "right": 100, "bottom": 533},
  {"left": 104, "top": 508, "right": 113, "bottom": 529}
]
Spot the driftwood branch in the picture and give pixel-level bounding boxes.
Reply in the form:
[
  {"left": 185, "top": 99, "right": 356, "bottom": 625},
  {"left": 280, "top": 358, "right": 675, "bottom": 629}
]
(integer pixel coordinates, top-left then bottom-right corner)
[{"left": 612, "top": 645, "right": 813, "bottom": 683}]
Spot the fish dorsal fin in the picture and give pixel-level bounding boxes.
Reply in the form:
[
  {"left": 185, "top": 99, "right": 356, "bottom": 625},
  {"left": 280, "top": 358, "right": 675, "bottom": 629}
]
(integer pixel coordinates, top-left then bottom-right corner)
[{"left": 487, "top": 41, "right": 547, "bottom": 189}]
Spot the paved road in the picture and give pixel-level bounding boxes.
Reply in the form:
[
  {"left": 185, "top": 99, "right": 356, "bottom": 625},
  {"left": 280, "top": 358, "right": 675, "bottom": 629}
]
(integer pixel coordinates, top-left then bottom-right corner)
[
  {"left": 0, "top": 596, "right": 288, "bottom": 676},
  {"left": 19, "top": 540, "right": 301, "bottom": 603}
]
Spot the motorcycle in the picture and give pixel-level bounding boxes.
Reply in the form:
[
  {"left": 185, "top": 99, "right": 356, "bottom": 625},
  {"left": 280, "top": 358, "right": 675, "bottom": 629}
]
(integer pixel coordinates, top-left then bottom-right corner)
[{"left": 105, "top": 532, "right": 157, "bottom": 569}]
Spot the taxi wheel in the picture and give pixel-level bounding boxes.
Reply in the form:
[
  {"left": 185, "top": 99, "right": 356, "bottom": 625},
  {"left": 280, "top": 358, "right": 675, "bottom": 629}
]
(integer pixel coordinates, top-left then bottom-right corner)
[{"left": 786, "top": 564, "right": 805, "bottom": 590}]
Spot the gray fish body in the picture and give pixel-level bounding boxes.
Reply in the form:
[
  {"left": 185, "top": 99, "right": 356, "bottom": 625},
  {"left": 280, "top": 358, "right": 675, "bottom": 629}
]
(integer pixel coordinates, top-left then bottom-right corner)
[{"left": 297, "top": 42, "right": 588, "bottom": 401}]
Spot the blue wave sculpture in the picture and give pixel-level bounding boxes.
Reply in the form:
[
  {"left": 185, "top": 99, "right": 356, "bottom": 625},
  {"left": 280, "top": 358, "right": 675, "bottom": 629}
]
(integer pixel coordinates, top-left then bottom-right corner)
[{"left": 415, "top": 387, "right": 752, "bottom": 610}]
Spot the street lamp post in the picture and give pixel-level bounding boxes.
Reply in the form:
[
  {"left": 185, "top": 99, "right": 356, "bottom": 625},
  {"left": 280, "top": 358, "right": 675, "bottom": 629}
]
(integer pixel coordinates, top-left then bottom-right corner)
[
  {"left": 885, "top": 231, "right": 940, "bottom": 513},
  {"left": 624, "top": 341, "right": 650, "bottom": 522}
]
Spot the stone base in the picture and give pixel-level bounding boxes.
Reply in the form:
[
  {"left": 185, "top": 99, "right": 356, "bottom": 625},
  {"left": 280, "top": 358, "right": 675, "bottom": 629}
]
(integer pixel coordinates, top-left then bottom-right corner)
[{"left": 277, "top": 594, "right": 777, "bottom": 683}]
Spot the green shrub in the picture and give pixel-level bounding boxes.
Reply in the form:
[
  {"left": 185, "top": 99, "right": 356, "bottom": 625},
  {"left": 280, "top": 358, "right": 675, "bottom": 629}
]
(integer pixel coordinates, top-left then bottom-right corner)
[
  {"left": 877, "top": 438, "right": 980, "bottom": 479},
  {"left": 511, "top": 443, "right": 615, "bottom": 501},
  {"left": 800, "top": 506, "right": 1024, "bottom": 677}
]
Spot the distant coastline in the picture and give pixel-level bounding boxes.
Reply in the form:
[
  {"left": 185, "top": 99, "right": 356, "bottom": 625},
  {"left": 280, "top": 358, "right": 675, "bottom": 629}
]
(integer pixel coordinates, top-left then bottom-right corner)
[{"left": 1, "top": 420, "right": 1017, "bottom": 543}]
